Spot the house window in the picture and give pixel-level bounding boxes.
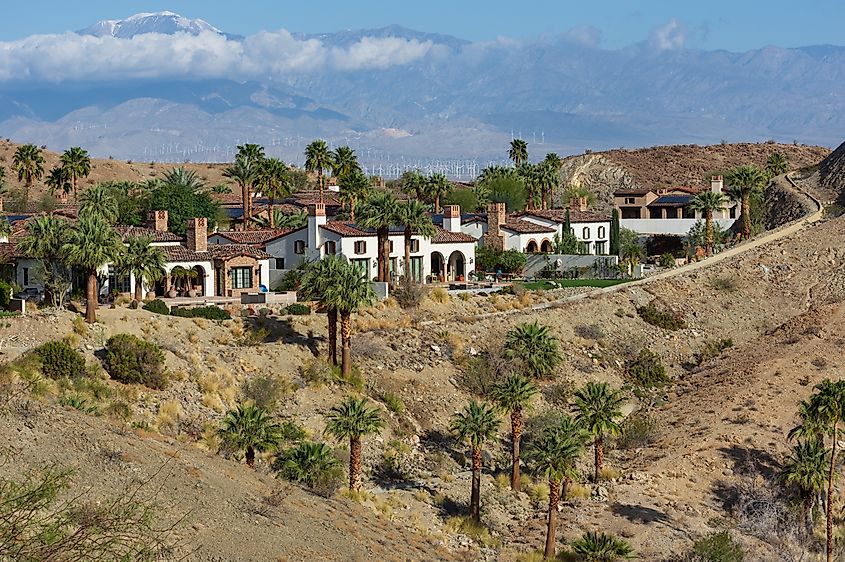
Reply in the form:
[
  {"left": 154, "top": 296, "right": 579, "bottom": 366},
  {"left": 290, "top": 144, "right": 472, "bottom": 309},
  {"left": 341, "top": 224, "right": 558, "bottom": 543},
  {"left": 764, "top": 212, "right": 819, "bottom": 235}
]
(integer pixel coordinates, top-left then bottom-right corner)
[
  {"left": 410, "top": 239, "right": 420, "bottom": 253},
  {"left": 649, "top": 207, "right": 662, "bottom": 219},
  {"left": 409, "top": 256, "right": 423, "bottom": 282},
  {"left": 595, "top": 241, "right": 606, "bottom": 255},
  {"left": 389, "top": 241, "right": 394, "bottom": 253},
  {"left": 598, "top": 226, "right": 606, "bottom": 238},
  {"left": 354, "top": 241, "right": 366, "bottom": 255},
  {"left": 230, "top": 267, "right": 253, "bottom": 289},
  {"left": 23, "top": 267, "right": 29, "bottom": 286},
  {"left": 107, "top": 265, "right": 131, "bottom": 294},
  {"left": 582, "top": 227, "right": 590, "bottom": 239},
  {"left": 351, "top": 258, "right": 369, "bottom": 278},
  {"left": 624, "top": 197, "right": 636, "bottom": 204},
  {"left": 729, "top": 206, "right": 736, "bottom": 219},
  {"left": 325, "top": 241, "right": 337, "bottom": 255},
  {"left": 621, "top": 208, "right": 640, "bottom": 219},
  {"left": 683, "top": 206, "right": 696, "bottom": 219},
  {"left": 294, "top": 240, "right": 305, "bottom": 255},
  {"left": 273, "top": 258, "right": 285, "bottom": 270}
]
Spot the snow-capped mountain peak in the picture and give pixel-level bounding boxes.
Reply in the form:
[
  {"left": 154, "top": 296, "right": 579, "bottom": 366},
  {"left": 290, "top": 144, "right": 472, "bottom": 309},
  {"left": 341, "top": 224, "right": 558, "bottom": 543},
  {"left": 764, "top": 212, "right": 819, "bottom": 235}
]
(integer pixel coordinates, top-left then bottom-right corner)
[{"left": 77, "top": 11, "right": 240, "bottom": 40}]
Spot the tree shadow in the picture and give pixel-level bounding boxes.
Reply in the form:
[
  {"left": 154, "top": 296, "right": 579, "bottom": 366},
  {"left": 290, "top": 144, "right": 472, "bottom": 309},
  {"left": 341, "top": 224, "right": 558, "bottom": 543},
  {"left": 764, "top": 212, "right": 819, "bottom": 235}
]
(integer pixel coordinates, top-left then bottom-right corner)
[
  {"left": 243, "top": 316, "right": 322, "bottom": 356},
  {"left": 718, "top": 444, "right": 781, "bottom": 480},
  {"left": 610, "top": 502, "right": 673, "bottom": 525}
]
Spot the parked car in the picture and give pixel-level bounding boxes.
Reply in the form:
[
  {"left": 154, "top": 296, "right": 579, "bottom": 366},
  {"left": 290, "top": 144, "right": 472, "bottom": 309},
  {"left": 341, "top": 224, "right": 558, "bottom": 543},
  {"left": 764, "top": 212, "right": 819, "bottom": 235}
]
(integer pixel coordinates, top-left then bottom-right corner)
[{"left": 14, "top": 287, "right": 43, "bottom": 301}]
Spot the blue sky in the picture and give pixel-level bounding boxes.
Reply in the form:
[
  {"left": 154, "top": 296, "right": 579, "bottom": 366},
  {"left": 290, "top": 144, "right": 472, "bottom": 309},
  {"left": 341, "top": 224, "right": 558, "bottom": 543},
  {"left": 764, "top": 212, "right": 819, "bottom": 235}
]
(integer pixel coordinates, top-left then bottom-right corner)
[{"left": 2, "top": 0, "right": 844, "bottom": 50}]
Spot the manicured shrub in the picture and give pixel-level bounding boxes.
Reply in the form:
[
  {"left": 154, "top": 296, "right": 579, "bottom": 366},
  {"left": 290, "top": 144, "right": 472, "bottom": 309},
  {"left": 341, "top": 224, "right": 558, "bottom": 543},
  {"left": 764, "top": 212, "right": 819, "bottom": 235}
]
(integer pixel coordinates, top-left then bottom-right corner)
[
  {"left": 626, "top": 348, "right": 669, "bottom": 388},
  {"left": 170, "top": 306, "right": 230, "bottom": 321},
  {"left": 35, "top": 340, "right": 86, "bottom": 379},
  {"left": 283, "top": 303, "right": 311, "bottom": 316},
  {"left": 636, "top": 303, "right": 686, "bottom": 331},
  {"left": 659, "top": 253, "right": 676, "bottom": 268},
  {"left": 103, "top": 334, "right": 167, "bottom": 389},
  {"left": 142, "top": 299, "right": 169, "bottom": 315},
  {"left": 0, "top": 280, "right": 11, "bottom": 309}
]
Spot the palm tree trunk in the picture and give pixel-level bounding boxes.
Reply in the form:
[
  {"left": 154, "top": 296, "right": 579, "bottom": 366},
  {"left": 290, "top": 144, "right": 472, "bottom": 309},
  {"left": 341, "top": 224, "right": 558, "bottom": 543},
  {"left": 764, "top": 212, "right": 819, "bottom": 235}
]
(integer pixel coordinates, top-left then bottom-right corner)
[
  {"left": 24, "top": 178, "right": 32, "bottom": 210},
  {"left": 327, "top": 308, "right": 338, "bottom": 366},
  {"left": 470, "top": 446, "right": 482, "bottom": 522},
  {"left": 350, "top": 197, "right": 356, "bottom": 223},
  {"left": 705, "top": 209, "right": 714, "bottom": 256},
  {"left": 544, "top": 477, "right": 561, "bottom": 559},
  {"left": 827, "top": 423, "right": 837, "bottom": 562},
  {"left": 594, "top": 437, "right": 604, "bottom": 482},
  {"left": 541, "top": 189, "right": 547, "bottom": 210},
  {"left": 246, "top": 446, "right": 255, "bottom": 468},
  {"left": 268, "top": 198, "right": 275, "bottom": 228},
  {"left": 340, "top": 311, "right": 352, "bottom": 377},
  {"left": 511, "top": 407, "right": 523, "bottom": 491},
  {"left": 349, "top": 436, "right": 362, "bottom": 492},
  {"left": 241, "top": 182, "right": 249, "bottom": 229},
  {"left": 741, "top": 192, "right": 751, "bottom": 239},
  {"left": 404, "top": 229, "right": 412, "bottom": 283},
  {"left": 318, "top": 170, "right": 324, "bottom": 205},
  {"left": 72, "top": 175, "right": 78, "bottom": 203},
  {"left": 435, "top": 195, "right": 440, "bottom": 214},
  {"left": 85, "top": 269, "right": 97, "bottom": 324},
  {"left": 134, "top": 275, "right": 143, "bottom": 302},
  {"left": 561, "top": 476, "right": 571, "bottom": 502}
]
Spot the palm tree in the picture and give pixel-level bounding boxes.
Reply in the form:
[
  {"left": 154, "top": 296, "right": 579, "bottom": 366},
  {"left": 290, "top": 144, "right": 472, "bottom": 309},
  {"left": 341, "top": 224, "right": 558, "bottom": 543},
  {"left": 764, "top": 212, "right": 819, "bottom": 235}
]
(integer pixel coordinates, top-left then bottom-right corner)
[
  {"left": 324, "top": 396, "right": 385, "bottom": 492},
  {"left": 508, "top": 139, "right": 528, "bottom": 167},
  {"left": 223, "top": 156, "right": 259, "bottom": 227},
  {"left": 536, "top": 161, "right": 560, "bottom": 209},
  {"left": 504, "top": 321, "right": 562, "bottom": 378},
  {"left": 60, "top": 147, "right": 91, "bottom": 202},
  {"left": 689, "top": 191, "right": 728, "bottom": 256},
  {"left": 788, "top": 379, "right": 845, "bottom": 562},
  {"left": 400, "top": 170, "right": 427, "bottom": 200},
  {"left": 529, "top": 417, "right": 588, "bottom": 560},
  {"left": 299, "top": 256, "right": 346, "bottom": 365},
  {"left": 217, "top": 404, "right": 283, "bottom": 468},
  {"left": 45, "top": 166, "right": 71, "bottom": 199},
  {"left": 450, "top": 400, "right": 500, "bottom": 522},
  {"left": 781, "top": 438, "right": 828, "bottom": 535},
  {"left": 338, "top": 169, "right": 370, "bottom": 222},
  {"left": 162, "top": 167, "right": 205, "bottom": 190},
  {"left": 79, "top": 183, "right": 119, "bottom": 224},
  {"left": 325, "top": 261, "right": 376, "bottom": 376},
  {"left": 518, "top": 163, "right": 541, "bottom": 210},
  {"left": 13, "top": 144, "right": 45, "bottom": 207},
  {"left": 725, "top": 166, "right": 766, "bottom": 240},
  {"left": 62, "top": 216, "right": 122, "bottom": 323},
  {"left": 766, "top": 152, "right": 789, "bottom": 179},
  {"left": 331, "top": 145, "right": 360, "bottom": 179},
  {"left": 426, "top": 172, "right": 451, "bottom": 214},
  {"left": 305, "top": 139, "right": 332, "bottom": 204},
  {"left": 357, "top": 191, "right": 399, "bottom": 283},
  {"left": 119, "top": 236, "right": 166, "bottom": 302},
  {"left": 397, "top": 199, "right": 436, "bottom": 283},
  {"left": 275, "top": 441, "right": 341, "bottom": 487},
  {"left": 570, "top": 531, "right": 634, "bottom": 561},
  {"left": 259, "top": 158, "right": 293, "bottom": 227},
  {"left": 490, "top": 374, "right": 538, "bottom": 491},
  {"left": 18, "top": 216, "right": 70, "bottom": 307},
  {"left": 572, "top": 382, "right": 624, "bottom": 482},
  {"left": 275, "top": 209, "right": 307, "bottom": 229},
  {"left": 236, "top": 143, "right": 265, "bottom": 166}
]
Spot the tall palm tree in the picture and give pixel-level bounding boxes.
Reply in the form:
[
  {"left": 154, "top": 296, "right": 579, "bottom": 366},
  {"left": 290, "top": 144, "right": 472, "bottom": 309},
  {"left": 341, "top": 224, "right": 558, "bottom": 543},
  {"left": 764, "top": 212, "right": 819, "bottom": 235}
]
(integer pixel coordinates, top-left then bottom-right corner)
[
  {"left": 223, "top": 156, "right": 259, "bottom": 228},
  {"left": 508, "top": 139, "right": 528, "bottom": 167},
  {"left": 397, "top": 199, "right": 435, "bottom": 283},
  {"left": 118, "top": 236, "right": 166, "bottom": 302},
  {"left": 299, "top": 256, "right": 346, "bottom": 366},
  {"left": 788, "top": 379, "right": 845, "bottom": 562},
  {"left": 45, "top": 166, "right": 71, "bottom": 199},
  {"left": 60, "top": 147, "right": 91, "bottom": 202},
  {"left": 490, "top": 374, "right": 538, "bottom": 491},
  {"left": 725, "top": 166, "right": 766, "bottom": 240},
  {"left": 426, "top": 172, "right": 451, "bottom": 214},
  {"left": 325, "top": 261, "right": 376, "bottom": 376},
  {"left": 572, "top": 382, "right": 624, "bottom": 482},
  {"left": 62, "top": 216, "right": 122, "bottom": 323},
  {"left": 766, "top": 152, "right": 789, "bottom": 179},
  {"left": 450, "top": 401, "right": 500, "bottom": 522},
  {"left": 338, "top": 169, "right": 370, "bottom": 223},
  {"left": 331, "top": 145, "right": 360, "bottom": 179},
  {"left": 357, "top": 191, "right": 399, "bottom": 283},
  {"left": 13, "top": 144, "right": 45, "bottom": 208},
  {"left": 79, "top": 183, "right": 119, "bottom": 224},
  {"left": 324, "top": 396, "right": 385, "bottom": 492},
  {"left": 536, "top": 160, "right": 560, "bottom": 209},
  {"left": 570, "top": 531, "right": 634, "bottom": 561},
  {"left": 529, "top": 417, "right": 588, "bottom": 560},
  {"left": 400, "top": 170, "right": 427, "bottom": 200},
  {"left": 259, "top": 158, "right": 293, "bottom": 228},
  {"left": 518, "top": 163, "right": 541, "bottom": 210},
  {"left": 304, "top": 139, "right": 332, "bottom": 204},
  {"left": 217, "top": 404, "right": 283, "bottom": 468},
  {"left": 780, "top": 438, "right": 828, "bottom": 535},
  {"left": 162, "top": 166, "right": 205, "bottom": 190},
  {"left": 504, "top": 321, "right": 562, "bottom": 378},
  {"left": 18, "top": 216, "right": 70, "bottom": 307},
  {"left": 236, "top": 143, "right": 265, "bottom": 166},
  {"left": 689, "top": 191, "right": 728, "bottom": 256}
]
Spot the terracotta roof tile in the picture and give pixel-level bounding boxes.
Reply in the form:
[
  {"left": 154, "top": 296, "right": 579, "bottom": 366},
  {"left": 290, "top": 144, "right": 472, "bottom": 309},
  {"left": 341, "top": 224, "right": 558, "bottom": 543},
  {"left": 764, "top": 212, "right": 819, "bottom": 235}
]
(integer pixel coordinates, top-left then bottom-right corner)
[
  {"left": 209, "top": 244, "right": 270, "bottom": 260},
  {"left": 116, "top": 226, "right": 184, "bottom": 243},
  {"left": 162, "top": 246, "right": 213, "bottom": 262},
  {"left": 431, "top": 227, "right": 477, "bottom": 244},
  {"left": 320, "top": 222, "right": 373, "bottom": 237},
  {"left": 211, "top": 229, "right": 294, "bottom": 246},
  {"left": 500, "top": 219, "right": 557, "bottom": 234}
]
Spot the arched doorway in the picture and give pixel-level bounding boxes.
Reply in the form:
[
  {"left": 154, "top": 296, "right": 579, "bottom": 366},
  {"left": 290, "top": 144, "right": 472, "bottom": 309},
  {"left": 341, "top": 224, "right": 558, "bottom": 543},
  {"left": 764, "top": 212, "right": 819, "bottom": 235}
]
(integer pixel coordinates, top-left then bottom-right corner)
[
  {"left": 526, "top": 240, "right": 539, "bottom": 253},
  {"left": 540, "top": 239, "right": 553, "bottom": 253},
  {"left": 431, "top": 252, "right": 445, "bottom": 282},
  {"left": 191, "top": 265, "right": 206, "bottom": 297},
  {"left": 447, "top": 251, "right": 465, "bottom": 281}
]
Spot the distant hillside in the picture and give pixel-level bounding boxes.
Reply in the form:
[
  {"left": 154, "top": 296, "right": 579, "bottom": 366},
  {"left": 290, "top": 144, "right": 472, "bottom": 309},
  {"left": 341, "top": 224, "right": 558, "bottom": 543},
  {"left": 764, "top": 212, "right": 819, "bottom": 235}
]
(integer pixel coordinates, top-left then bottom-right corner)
[{"left": 819, "top": 140, "right": 845, "bottom": 204}]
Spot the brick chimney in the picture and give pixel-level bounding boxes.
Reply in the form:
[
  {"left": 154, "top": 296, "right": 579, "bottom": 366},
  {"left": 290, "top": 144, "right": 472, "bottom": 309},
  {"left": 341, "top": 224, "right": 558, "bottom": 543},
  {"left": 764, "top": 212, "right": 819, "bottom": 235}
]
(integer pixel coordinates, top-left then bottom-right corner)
[
  {"left": 187, "top": 218, "right": 208, "bottom": 252},
  {"left": 147, "top": 210, "right": 169, "bottom": 232},
  {"left": 481, "top": 202, "right": 506, "bottom": 251},
  {"left": 578, "top": 196, "right": 588, "bottom": 212},
  {"left": 443, "top": 205, "right": 461, "bottom": 233},
  {"left": 710, "top": 175, "right": 724, "bottom": 194}
]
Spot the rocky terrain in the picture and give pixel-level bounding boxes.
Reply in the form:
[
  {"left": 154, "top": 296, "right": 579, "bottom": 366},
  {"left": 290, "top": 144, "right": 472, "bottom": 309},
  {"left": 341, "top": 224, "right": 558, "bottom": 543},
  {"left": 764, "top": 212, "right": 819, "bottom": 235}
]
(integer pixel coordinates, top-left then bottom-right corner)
[{"left": 819, "top": 140, "right": 845, "bottom": 204}]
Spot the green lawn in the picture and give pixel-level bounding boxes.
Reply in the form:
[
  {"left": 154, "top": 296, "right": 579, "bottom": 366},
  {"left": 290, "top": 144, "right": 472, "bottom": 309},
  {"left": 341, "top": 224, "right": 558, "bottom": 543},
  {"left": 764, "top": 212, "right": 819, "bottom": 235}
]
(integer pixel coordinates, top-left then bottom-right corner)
[{"left": 517, "top": 279, "right": 631, "bottom": 291}]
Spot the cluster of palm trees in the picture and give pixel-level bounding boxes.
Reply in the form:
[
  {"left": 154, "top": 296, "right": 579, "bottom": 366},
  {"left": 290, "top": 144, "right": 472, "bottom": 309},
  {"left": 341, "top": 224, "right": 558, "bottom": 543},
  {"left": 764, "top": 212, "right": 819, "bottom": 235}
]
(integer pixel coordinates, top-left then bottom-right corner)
[
  {"left": 399, "top": 170, "right": 452, "bottom": 213},
  {"left": 223, "top": 144, "right": 296, "bottom": 228},
  {"left": 474, "top": 140, "right": 564, "bottom": 211},
  {"left": 12, "top": 144, "right": 92, "bottom": 207}
]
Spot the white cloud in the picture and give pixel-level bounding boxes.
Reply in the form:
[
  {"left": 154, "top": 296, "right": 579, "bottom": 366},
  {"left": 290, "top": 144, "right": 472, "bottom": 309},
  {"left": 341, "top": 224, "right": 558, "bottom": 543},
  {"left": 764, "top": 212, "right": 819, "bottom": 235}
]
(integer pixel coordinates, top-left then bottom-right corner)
[
  {"left": 0, "top": 29, "right": 439, "bottom": 83},
  {"left": 562, "top": 25, "right": 602, "bottom": 48},
  {"left": 649, "top": 19, "right": 688, "bottom": 51}
]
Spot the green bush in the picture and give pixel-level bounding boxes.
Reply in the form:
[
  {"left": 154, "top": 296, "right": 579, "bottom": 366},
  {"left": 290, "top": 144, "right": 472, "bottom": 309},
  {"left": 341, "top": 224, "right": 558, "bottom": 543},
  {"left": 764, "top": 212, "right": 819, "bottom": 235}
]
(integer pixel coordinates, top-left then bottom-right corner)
[
  {"left": 273, "top": 441, "right": 343, "bottom": 497},
  {"left": 691, "top": 531, "right": 744, "bottom": 562},
  {"left": 659, "top": 253, "right": 676, "bottom": 268},
  {"left": 142, "top": 299, "right": 169, "bottom": 315},
  {"left": 475, "top": 246, "right": 526, "bottom": 274},
  {"left": 170, "top": 306, "right": 230, "bottom": 321},
  {"left": 0, "top": 280, "right": 11, "bottom": 309},
  {"left": 35, "top": 341, "right": 86, "bottom": 380},
  {"left": 241, "top": 375, "right": 296, "bottom": 411},
  {"left": 103, "top": 334, "right": 167, "bottom": 389},
  {"left": 696, "top": 339, "right": 733, "bottom": 366},
  {"left": 283, "top": 303, "right": 311, "bottom": 316},
  {"left": 636, "top": 303, "right": 686, "bottom": 331},
  {"left": 626, "top": 348, "right": 669, "bottom": 388}
]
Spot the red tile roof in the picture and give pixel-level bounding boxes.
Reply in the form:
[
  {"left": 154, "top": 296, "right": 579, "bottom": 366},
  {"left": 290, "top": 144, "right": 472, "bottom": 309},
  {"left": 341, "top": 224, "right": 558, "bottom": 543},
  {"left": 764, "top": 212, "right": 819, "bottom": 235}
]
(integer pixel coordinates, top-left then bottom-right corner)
[
  {"left": 161, "top": 246, "right": 213, "bottom": 262},
  {"left": 517, "top": 209, "right": 610, "bottom": 224},
  {"left": 116, "top": 225, "right": 184, "bottom": 243},
  {"left": 211, "top": 229, "right": 294, "bottom": 246},
  {"left": 431, "top": 227, "right": 477, "bottom": 244},
  {"left": 209, "top": 244, "right": 270, "bottom": 260},
  {"left": 320, "top": 222, "right": 374, "bottom": 237},
  {"left": 500, "top": 219, "right": 556, "bottom": 234}
]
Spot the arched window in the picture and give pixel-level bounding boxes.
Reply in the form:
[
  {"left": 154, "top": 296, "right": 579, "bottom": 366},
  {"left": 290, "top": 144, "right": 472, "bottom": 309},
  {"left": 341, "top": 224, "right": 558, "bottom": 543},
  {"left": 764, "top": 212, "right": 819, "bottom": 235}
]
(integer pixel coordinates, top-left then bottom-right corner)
[
  {"left": 598, "top": 226, "right": 606, "bottom": 238},
  {"left": 324, "top": 241, "right": 337, "bottom": 255},
  {"left": 582, "top": 227, "right": 590, "bottom": 239},
  {"left": 526, "top": 240, "right": 539, "bottom": 253}
]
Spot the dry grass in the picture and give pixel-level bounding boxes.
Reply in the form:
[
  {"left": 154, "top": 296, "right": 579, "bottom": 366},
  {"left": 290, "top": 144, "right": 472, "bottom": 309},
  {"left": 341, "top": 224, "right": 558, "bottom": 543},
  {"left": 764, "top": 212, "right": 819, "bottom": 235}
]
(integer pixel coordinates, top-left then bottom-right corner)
[
  {"left": 156, "top": 399, "right": 182, "bottom": 434},
  {"left": 429, "top": 287, "right": 450, "bottom": 304},
  {"left": 566, "top": 482, "right": 591, "bottom": 501}
]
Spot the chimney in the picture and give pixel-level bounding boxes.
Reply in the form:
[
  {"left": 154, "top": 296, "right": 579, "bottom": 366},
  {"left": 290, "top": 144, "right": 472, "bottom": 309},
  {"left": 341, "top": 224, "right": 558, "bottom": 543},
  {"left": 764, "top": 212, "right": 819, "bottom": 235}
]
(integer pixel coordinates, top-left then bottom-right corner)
[
  {"left": 443, "top": 205, "right": 461, "bottom": 233},
  {"left": 481, "top": 202, "right": 506, "bottom": 251},
  {"left": 186, "top": 217, "right": 208, "bottom": 252},
  {"left": 578, "top": 196, "right": 588, "bottom": 212},
  {"left": 308, "top": 203, "right": 326, "bottom": 257},
  {"left": 147, "top": 210, "right": 169, "bottom": 232},
  {"left": 710, "top": 175, "right": 724, "bottom": 194},
  {"left": 0, "top": 197, "right": 4, "bottom": 213}
]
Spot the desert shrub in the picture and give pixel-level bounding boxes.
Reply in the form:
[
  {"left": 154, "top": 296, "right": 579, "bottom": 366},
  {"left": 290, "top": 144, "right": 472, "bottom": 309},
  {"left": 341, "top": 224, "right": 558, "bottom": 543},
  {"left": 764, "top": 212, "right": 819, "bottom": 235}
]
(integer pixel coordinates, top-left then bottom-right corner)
[
  {"left": 709, "top": 276, "right": 739, "bottom": 292},
  {"left": 0, "top": 280, "right": 10, "bottom": 309},
  {"left": 103, "top": 334, "right": 167, "bottom": 389},
  {"left": 277, "top": 420, "right": 308, "bottom": 443},
  {"left": 659, "top": 253, "right": 676, "bottom": 268},
  {"left": 58, "top": 394, "right": 99, "bottom": 415},
  {"left": 689, "top": 531, "right": 744, "bottom": 562},
  {"left": 392, "top": 278, "right": 428, "bottom": 309},
  {"left": 241, "top": 375, "right": 296, "bottom": 410},
  {"left": 696, "top": 339, "right": 733, "bottom": 366},
  {"left": 35, "top": 341, "right": 86, "bottom": 380},
  {"left": 626, "top": 348, "right": 669, "bottom": 388},
  {"left": 542, "top": 380, "right": 574, "bottom": 407},
  {"left": 273, "top": 441, "right": 342, "bottom": 496},
  {"left": 616, "top": 411, "right": 660, "bottom": 449},
  {"left": 142, "top": 299, "right": 169, "bottom": 315},
  {"left": 238, "top": 325, "right": 269, "bottom": 347},
  {"left": 299, "top": 358, "right": 334, "bottom": 386},
  {"left": 574, "top": 323, "right": 604, "bottom": 340},
  {"left": 636, "top": 303, "right": 686, "bottom": 331},
  {"left": 445, "top": 516, "right": 502, "bottom": 548},
  {"left": 170, "top": 306, "right": 230, "bottom": 321},
  {"left": 104, "top": 401, "right": 133, "bottom": 421},
  {"left": 382, "top": 392, "right": 405, "bottom": 414},
  {"left": 283, "top": 303, "right": 311, "bottom": 315},
  {"left": 457, "top": 353, "right": 506, "bottom": 396},
  {"left": 429, "top": 287, "right": 450, "bottom": 304}
]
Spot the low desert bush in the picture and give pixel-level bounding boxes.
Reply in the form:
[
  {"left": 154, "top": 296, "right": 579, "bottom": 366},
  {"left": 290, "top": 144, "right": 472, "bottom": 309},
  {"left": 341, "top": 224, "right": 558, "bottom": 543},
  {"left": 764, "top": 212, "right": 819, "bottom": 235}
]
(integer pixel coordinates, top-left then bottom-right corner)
[
  {"left": 72, "top": 315, "right": 87, "bottom": 336},
  {"left": 636, "top": 303, "right": 686, "bottom": 331},
  {"left": 429, "top": 287, "right": 450, "bottom": 304},
  {"left": 456, "top": 354, "right": 506, "bottom": 396},
  {"left": 237, "top": 325, "right": 269, "bottom": 347},
  {"left": 142, "top": 299, "right": 169, "bottom": 315},
  {"left": 103, "top": 334, "right": 167, "bottom": 389},
  {"left": 392, "top": 279, "right": 428, "bottom": 309},
  {"left": 35, "top": 340, "right": 86, "bottom": 380},
  {"left": 241, "top": 375, "right": 296, "bottom": 410},
  {"left": 283, "top": 303, "right": 311, "bottom": 316},
  {"left": 689, "top": 531, "right": 744, "bottom": 562},
  {"left": 626, "top": 348, "right": 669, "bottom": 388},
  {"left": 709, "top": 276, "right": 739, "bottom": 293},
  {"left": 273, "top": 441, "right": 343, "bottom": 497},
  {"left": 695, "top": 338, "right": 734, "bottom": 366},
  {"left": 382, "top": 392, "right": 405, "bottom": 414},
  {"left": 58, "top": 394, "right": 99, "bottom": 415},
  {"left": 574, "top": 323, "right": 604, "bottom": 340},
  {"left": 445, "top": 516, "right": 501, "bottom": 548},
  {"left": 616, "top": 410, "right": 660, "bottom": 449}
]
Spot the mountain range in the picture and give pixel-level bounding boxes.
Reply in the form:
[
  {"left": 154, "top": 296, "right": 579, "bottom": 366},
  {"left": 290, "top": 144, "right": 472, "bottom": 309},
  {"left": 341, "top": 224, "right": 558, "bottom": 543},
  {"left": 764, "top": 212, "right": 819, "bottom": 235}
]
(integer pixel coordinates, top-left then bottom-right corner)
[{"left": 0, "top": 11, "right": 843, "bottom": 178}]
